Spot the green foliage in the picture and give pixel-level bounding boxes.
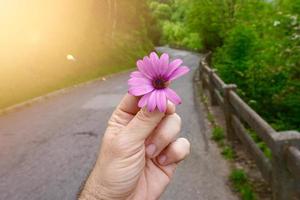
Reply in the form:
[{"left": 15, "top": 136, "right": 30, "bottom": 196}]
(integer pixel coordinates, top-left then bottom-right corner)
[
  {"left": 152, "top": 0, "right": 300, "bottom": 131},
  {"left": 279, "top": 0, "right": 300, "bottom": 13},
  {"left": 240, "top": 185, "right": 256, "bottom": 200},
  {"left": 230, "top": 169, "right": 248, "bottom": 186},
  {"left": 211, "top": 126, "right": 225, "bottom": 142},
  {"left": 222, "top": 146, "right": 235, "bottom": 160},
  {"left": 214, "top": 25, "right": 259, "bottom": 89},
  {"left": 258, "top": 142, "right": 272, "bottom": 159},
  {"left": 148, "top": 0, "right": 202, "bottom": 50},
  {"left": 207, "top": 112, "right": 215, "bottom": 124},
  {"left": 248, "top": 130, "right": 272, "bottom": 159},
  {"left": 161, "top": 21, "right": 202, "bottom": 50},
  {"left": 185, "top": 0, "right": 233, "bottom": 50},
  {"left": 230, "top": 169, "right": 256, "bottom": 200},
  {"left": 149, "top": 2, "right": 172, "bottom": 20},
  {"left": 182, "top": 33, "right": 203, "bottom": 51}
]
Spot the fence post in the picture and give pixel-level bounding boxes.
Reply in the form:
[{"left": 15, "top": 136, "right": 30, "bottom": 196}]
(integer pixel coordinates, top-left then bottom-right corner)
[
  {"left": 223, "top": 84, "right": 237, "bottom": 141},
  {"left": 208, "top": 69, "right": 218, "bottom": 106},
  {"left": 271, "top": 131, "right": 300, "bottom": 200},
  {"left": 199, "top": 61, "right": 204, "bottom": 89}
]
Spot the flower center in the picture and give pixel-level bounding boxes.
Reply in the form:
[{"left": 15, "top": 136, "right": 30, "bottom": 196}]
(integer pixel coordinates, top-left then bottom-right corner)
[{"left": 152, "top": 77, "right": 169, "bottom": 89}]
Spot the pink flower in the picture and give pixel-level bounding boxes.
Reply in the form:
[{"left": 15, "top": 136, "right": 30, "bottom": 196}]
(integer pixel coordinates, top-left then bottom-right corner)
[{"left": 128, "top": 52, "right": 190, "bottom": 112}]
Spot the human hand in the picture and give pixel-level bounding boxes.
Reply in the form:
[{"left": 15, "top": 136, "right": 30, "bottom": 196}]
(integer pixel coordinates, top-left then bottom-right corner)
[{"left": 79, "top": 94, "right": 190, "bottom": 200}]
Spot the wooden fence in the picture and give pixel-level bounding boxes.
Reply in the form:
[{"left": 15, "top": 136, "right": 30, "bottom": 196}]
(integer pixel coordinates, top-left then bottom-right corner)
[{"left": 198, "top": 58, "right": 300, "bottom": 200}]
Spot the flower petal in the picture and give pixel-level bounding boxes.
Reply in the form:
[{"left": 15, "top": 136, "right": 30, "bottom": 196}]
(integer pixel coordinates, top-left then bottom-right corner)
[
  {"left": 168, "top": 66, "right": 190, "bottom": 81},
  {"left": 150, "top": 52, "right": 160, "bottom": 76},
  {"left": 138, "top": 92, "right": 152, "bottom": 108},
  {"left": 143, "top": 56, "right": 157, "bottom": 77},
  {"left": 159, "top": 53, "right": 169, "bottom": 75},
  {"left": 137, "top": 59, "right": 153, "bottom": 79},
  {"left": 128, "top": 77, "right": 152, "bottom": 86},
  {"left": 129, "top": 85, "right": 154, "bottom": 96},
  {"left": 165, "top": 88, "right": 182, "bottom": 105},
  {"left": 130, "top": 71, "right": 146, "bottom": 78},
  {"left": 156, "top": 90, "right": 167, "bottom": 112},
  {"left": 150, "top": 52, "right": 159, "bottom": 62},
  {"left": 166, "top": 59, "right": 183, "bottom": 77},
  {"left": 147, "top": 90, "right": 157, "bottom": 112}
]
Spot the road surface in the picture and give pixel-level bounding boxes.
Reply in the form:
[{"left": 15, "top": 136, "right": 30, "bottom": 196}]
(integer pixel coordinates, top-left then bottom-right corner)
[{"left": 0, "top": 47, "right": 237, "bottom": 200}]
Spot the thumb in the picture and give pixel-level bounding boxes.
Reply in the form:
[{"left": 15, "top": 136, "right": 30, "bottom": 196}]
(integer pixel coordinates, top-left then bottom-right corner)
[{"left": 123, "top": 108, "right": 165, "bottom": 142}]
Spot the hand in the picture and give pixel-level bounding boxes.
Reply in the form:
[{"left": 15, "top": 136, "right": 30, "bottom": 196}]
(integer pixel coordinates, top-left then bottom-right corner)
[{"left": 79, "top": 94, "right": 190, "bottom": 200}]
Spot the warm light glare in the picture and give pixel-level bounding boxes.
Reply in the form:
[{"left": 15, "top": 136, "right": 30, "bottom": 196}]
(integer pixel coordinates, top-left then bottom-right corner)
[
  {"left": 66, "top": 54, "right": 76, "bottom": 61},
  {"left": 0, "top": 0, "right": 108, "bottom": 108}
]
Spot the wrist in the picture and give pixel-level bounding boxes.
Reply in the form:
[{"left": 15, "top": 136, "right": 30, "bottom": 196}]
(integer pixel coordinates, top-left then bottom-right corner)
[
  {"left": 79, "top": 173, "right": 130, "bottom": 200},
  {"left": 79, "top": 167, "right": 106, "bottom": 200},
  {"left": 79, "top": 180, "right": 103, "bottom": 200}
]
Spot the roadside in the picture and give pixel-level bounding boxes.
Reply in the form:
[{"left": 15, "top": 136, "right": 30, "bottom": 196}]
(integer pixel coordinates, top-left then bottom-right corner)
[
  {"left": 0, "top": 68, "right": 133, "bottom": 116},
  {"left": 194, "top": 68, "right": 272, "bottom": 200}
]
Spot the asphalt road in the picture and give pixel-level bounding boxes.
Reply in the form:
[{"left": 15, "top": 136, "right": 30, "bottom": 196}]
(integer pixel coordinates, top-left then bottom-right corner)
[{"left": 0, "top": 47, "right": 237, "bottom": 200}]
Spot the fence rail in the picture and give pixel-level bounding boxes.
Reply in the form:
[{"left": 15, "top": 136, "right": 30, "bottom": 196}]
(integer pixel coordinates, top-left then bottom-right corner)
[{"left": 198, "top": 59, "right": 300, "bottom": 200}]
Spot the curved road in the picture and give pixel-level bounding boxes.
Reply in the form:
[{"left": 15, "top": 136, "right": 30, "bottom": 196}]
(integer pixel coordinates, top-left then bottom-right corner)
[{"left": 0, "top": 47, "right": 237, "bottom": 200}]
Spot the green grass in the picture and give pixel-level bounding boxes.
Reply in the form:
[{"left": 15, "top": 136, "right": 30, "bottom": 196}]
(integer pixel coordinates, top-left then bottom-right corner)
[
  {"left": 207, "top": 112, "right": 215, "bottom": 124},
  {"left": 200, "top": 88, "right": 256, "bottom": 199},
  {"left": 200, "top": 89, "right": 216, "bottom": 125},
  {"left": 230, "top": 169, "right": 248, "bottom": 185},
  {"left": 221, "top": 145, "right": 235, "bottom": 160},
  {"left": 200, "top": 89, "right": 257, "bottom": 200},
  {"left": 200, "top": 93, "right": 209, "bottom": 105},
  {"left": 230, "top": 169, "right": 256, "bottom": 200},
  {"left": 248, "top": 130, "right": 272, "bottom": 159},
  {"left": 211, "top": 126, "right": 225, "bottom": 142}
]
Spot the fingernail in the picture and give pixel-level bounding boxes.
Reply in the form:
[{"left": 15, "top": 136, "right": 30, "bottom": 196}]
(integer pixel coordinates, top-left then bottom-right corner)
[
  {"left": 146, "top": 144, "right": 156, "bottom": 157},
  {"left": 158, "top": 155, "right": 167, "bottom": 165}
]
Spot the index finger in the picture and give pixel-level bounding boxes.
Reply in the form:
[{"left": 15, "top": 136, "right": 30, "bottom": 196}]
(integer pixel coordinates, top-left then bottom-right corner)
[
  {"left": 109, "top": 93, "right": 175, "bottom": 127},
  {"left": 117, "top": 93, "right": 140, "bottom": 115},
  {"left": 117, "top": 93, "right": 176, "bottom": 116}
]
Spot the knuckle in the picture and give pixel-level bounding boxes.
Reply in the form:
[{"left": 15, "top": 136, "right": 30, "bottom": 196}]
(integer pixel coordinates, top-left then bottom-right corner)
[
  {"left": 171, "top": 114, "right": 182, "bottom": 133},
  {"left": 104, "top": 133, "right": 130, "bottom": 156},
  {"left": 151, "top": 114, "right": 182, "bottom": 146},
  {"left": 136, "top": 109, "right": 164, "bottom": 125},
  {"left": 140, "top": 108, "right": 156, "bottom": 119},
  {"left": 109, "top": 109, "right": 133, "bottom": 126},
  {"left": 109, "top": 134, "right": 144, "bottom": 157},
  {"left": 159, "top": 132, "right": 171, "bottom": 143},
  {"left": 136, "top": 110, "right": 152, "bottom": 123},
  {"left": 179, "top": 137, "right": 191, "bottom": 155},
  {"left": 171, "top": 145, "right": 185, "bottom": 160},
  {"left": 172, "top": 113, "right": 182, "bottom": 125}
]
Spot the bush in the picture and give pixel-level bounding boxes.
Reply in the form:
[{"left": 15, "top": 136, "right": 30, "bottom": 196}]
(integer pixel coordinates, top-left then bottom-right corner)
[
  {"left": 213, "top": 25, "right": 259, "bottom": 89},
  {"left": 182, "top": 33, "right": 203, "bottom": 51},
  {"left": 149, "top": 2, "right": 172, "bottom": 20},
  {"left": 149, "top": 0, "right": 202, "bottom": 51},
  {"left": 212, "top": 4, "right": 300, "bottom": 131},
  {"left": 151, "top": 0, "right": 300, "bottom": 131}
]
